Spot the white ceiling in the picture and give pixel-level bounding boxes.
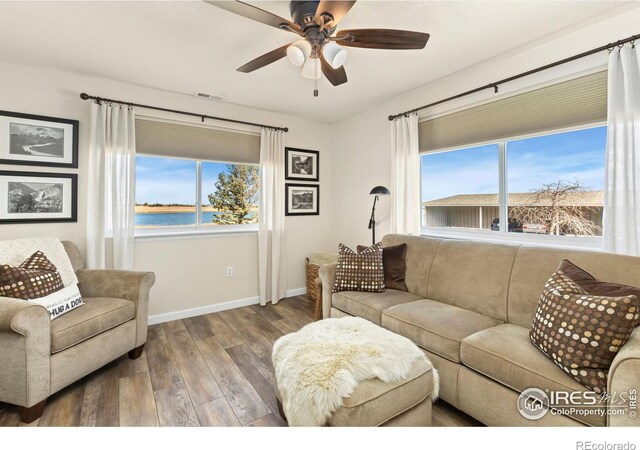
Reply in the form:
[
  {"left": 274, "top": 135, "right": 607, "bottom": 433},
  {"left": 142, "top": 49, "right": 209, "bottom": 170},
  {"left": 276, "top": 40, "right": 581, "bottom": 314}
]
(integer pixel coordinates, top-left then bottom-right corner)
[{"left": 0, "top": 1, "right": 633, "bottom": 123}]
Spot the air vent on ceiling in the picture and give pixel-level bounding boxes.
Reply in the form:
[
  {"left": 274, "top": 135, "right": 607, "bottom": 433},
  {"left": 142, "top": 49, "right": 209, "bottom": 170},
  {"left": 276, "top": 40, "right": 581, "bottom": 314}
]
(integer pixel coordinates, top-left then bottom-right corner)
[{"left": 195, "top": 92, "right": 225, "bottom": 102}]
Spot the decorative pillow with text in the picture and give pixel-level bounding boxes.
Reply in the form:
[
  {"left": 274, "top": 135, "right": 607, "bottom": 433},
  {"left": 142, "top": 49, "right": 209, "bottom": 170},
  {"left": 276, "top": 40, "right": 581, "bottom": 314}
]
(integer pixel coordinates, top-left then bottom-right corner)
[{"left": 29, "top": 283, "right": 84, "bottom": 320}]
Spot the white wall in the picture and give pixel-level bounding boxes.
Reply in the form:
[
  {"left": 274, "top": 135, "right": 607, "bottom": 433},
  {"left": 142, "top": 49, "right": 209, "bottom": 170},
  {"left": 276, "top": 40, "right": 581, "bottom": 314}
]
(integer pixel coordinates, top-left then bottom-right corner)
[
  {"left": 329, "top": 7, "right": 640, "bottom": 249},
  {"left": 0, "top": 61, "right": 333, "bottom": 316},
  {"left": 2, "top": 5, "right": 638, "bottom": 318}
]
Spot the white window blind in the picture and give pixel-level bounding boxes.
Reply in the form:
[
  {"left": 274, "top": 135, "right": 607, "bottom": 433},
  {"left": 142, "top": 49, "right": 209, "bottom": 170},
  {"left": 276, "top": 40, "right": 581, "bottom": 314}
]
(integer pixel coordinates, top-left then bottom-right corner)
[
  {"left": 135, "top": 118, "right": 260, "bottom": 163},
  {"left": 418, "top": 71, "right": 607, "bottom": 153}
]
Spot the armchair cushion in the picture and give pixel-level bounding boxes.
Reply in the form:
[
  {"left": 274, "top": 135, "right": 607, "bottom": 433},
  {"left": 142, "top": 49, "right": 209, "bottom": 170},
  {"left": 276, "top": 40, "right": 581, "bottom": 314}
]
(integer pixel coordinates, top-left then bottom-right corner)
[
  {"left": 76, "top": 269, "right": 155, "bottom": 348},
  {"left": 50, "top": 297, "right": 135, "bottom": 353}
]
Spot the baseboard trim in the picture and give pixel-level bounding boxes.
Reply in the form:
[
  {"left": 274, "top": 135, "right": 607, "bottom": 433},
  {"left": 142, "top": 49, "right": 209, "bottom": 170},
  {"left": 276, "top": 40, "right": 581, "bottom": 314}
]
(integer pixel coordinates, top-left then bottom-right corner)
[
  {"left": 147, "top": 287, "right": 307, "bottom": 325},
  {"left": 286, "top": 287, "right": 307, "bottom": 297}
]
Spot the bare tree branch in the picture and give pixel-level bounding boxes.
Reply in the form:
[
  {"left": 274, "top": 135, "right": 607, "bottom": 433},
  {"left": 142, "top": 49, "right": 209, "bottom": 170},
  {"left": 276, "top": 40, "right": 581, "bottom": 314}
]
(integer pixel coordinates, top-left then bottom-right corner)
[{"left": 509, "top": 179, "right": 601, "bottom": 236}]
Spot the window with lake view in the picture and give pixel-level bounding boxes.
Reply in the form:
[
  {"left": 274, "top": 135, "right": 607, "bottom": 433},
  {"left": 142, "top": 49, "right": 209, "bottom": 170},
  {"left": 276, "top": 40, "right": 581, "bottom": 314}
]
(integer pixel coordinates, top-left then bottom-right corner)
[
  {"left": 420, "top": 125, "right": 606, "bottom": 241},
  {"left": 135, "top": 155, "right": 259, "bottom": 232}
]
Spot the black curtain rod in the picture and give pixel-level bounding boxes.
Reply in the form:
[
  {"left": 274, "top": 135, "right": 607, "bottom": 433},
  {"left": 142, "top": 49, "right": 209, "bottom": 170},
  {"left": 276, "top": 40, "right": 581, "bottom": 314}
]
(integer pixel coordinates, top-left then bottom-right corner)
[
  {"left": 388, "top": 33, "right": 639, "bottom": 121},
  {"left": 79, "top": 93, "right": 289, "bottom": 132}
]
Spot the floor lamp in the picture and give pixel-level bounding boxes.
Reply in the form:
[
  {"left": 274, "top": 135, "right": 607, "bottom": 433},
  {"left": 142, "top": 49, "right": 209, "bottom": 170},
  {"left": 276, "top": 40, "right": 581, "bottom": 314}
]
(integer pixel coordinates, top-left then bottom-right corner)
[{"left": 368, "top": 186, "right": 391, "bottom": 245}]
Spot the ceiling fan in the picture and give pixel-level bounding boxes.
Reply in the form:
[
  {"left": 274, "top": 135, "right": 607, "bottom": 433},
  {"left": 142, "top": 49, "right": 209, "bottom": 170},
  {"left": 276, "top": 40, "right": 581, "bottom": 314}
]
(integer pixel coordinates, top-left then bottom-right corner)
[{"left": 205, "top": 0, "right": 430, "bottom": 96}]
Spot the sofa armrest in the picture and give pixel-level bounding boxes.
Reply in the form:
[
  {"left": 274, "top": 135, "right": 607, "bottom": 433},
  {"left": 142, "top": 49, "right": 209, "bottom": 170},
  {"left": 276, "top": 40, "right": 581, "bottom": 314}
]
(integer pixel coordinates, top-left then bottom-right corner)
[
  {"left": 0, "top": 297, "right": 51, "bottom": 407},
  {"left": 76, "top": 269, "right": 155, "bottom": 347},
  {"left": 319, "top": 263, "right": 337, "bottom": 319},
  {"left": 608, "top": 326, "right": 640, "bottom": 427},
  {"left": 0, "top": 296, "right": 50, "bottom": 336}
]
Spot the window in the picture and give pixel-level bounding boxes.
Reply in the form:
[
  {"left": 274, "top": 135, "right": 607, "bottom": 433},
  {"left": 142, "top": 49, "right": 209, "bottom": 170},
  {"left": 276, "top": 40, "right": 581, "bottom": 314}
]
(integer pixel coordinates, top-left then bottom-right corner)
[
  {"left": 420, "top": 125, "right": 606, "bottom": 245},
  {"left": 135, "top": 155, "right": 259, "bottom": 234},
  {"left": 136, "top": 156, "right": 197, "bottom": 229},
  {"left": 133, "top": 118, "right": 261, "bottom": 236},
  {"left": 421, "top": 144, "right": 499, "bottom": 231},
  {"left": 200, "top": 161, "right": 259, "bottom": 227},
  {"left": 506, "top": 127, "right": 606, "bottom": 237}
]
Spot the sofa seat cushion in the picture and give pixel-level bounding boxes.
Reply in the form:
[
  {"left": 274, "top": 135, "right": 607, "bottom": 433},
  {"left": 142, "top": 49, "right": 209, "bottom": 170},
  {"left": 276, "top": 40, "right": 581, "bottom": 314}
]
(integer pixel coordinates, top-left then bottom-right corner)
[
  {"left": 332, "top": 289, "right": 423, "bottom": 325},
  {"left": 460, "top": 323, "right": 606, "bottom": 426},
  {"left": 381, "top": 300, "right": 502, "bottom": 363},
  {"left": 50, "top": 297, "right": 135, "bottom": 353}
]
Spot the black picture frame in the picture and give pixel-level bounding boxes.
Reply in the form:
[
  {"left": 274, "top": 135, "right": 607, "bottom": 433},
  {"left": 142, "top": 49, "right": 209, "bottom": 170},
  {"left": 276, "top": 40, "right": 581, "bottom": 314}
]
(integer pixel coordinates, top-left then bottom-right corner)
[
  {"left": 285, "top": 147, "right": 319, "bottom": 182},
  {"left": 0, "top": 110, "right": 79, "bottom": 168},
  {"left": 285, "top": 183, "right": 319, "bottom": 216},
  {"left": 0, "top": 170, "right": 78, "bottom": 224}
]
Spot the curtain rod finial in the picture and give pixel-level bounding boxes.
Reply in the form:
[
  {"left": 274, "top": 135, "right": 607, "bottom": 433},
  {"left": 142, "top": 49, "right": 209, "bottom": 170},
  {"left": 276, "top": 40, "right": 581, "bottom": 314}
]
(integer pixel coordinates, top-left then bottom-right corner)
[
  {"left": 283, "top": 127, "right": 289, "bottom": 132},
  {"left": 80, "top": 93, "right": 89, "bottom": 100},
  {"left": 388, "top": 115, "right": 395, "bottom": 121}
]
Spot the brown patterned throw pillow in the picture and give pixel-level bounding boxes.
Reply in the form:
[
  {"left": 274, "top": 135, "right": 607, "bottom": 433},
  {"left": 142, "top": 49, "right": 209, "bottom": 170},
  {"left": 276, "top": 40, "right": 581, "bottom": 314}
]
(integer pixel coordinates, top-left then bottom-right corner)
[
  {"left": 0, "top": 251, "right": 64, "bottom": 300},
  {"left": 332, "top": 243, "right": 385, "bottom": 293},
  {"left": 357, "top": 243, "right": 408, "bottom": 291},
  {"left": 559, "top": 259, "right": 640, "bottom": 304},
  {"left": 530, "top": 271, "right": 639, "bottom": 393}
]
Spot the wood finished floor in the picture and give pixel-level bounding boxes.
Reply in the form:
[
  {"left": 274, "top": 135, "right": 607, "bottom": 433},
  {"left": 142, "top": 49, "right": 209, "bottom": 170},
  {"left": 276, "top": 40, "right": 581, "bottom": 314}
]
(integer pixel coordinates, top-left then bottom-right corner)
[{"left": 0, "top": 295, "right": 481, "bottom": 427}]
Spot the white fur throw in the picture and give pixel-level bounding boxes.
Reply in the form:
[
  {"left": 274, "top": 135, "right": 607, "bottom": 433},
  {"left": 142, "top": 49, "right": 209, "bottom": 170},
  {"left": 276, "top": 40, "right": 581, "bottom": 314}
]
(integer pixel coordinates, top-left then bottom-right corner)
[
  {"left": 272, "top": 316, "right": 439, "bottom": 426},
  {"left": 0, "top": 236, "right": 78, "bottom": 287}
]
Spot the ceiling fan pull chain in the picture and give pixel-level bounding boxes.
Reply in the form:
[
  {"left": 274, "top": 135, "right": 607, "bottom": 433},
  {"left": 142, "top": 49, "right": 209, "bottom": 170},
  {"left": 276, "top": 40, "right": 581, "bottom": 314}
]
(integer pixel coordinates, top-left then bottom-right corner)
[{"left": 314, "top": 77, "right": 319, "bottom": 97}]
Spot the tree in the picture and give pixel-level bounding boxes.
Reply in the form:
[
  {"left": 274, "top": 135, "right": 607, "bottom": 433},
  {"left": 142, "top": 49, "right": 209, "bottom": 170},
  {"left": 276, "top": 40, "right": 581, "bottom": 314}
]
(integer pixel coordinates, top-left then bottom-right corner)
[
  {"left": 208, "top": 164, "right": 259, "bottom": 224},
  {"left": 509, "top": 180, "right": 601, "bottom": 236}
]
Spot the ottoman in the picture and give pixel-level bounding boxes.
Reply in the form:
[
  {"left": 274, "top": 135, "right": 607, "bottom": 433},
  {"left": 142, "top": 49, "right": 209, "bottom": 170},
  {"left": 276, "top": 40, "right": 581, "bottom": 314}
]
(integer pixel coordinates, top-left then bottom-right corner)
[
  {"left": 272, "top": 316, "right": 438, "bottom": 427},
  {"left": 275, "top": 356, "right": 435, "bottom": 427}
]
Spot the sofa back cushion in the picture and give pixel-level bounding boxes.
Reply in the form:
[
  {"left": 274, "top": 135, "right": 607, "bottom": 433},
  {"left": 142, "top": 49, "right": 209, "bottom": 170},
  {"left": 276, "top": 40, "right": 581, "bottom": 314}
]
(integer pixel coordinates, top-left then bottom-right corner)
[
  {"left": 62, "top": 241, "right": 84, "bottom": 272},
  {"left": 508, "top": 246, "right": 640, "bottom": 327},
  {"left": 381, "top": 235, "right": 441, "bottom": 298},
  {"left": 382, "top": 234, "right": 640, "bottom": 328},
  {"left": 428, "top": 240, "right": 516, "bottom": 322}
]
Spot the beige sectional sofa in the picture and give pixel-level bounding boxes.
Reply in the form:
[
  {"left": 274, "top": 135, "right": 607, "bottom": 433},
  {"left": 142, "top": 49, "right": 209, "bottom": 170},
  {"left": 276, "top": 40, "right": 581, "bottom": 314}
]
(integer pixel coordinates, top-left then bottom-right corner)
[{"left": 320, "top": 234, "right": 640, "bottom": 427}]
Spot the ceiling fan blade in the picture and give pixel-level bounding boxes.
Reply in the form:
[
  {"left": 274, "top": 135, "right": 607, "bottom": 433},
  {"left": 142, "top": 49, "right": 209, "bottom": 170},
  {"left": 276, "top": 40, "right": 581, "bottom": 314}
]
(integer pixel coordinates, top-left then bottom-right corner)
[
  {"left": 237, "top": 44, "right": 290, "bottom": 73},
  {"left": 320, "top": 55, "right": 348, "bottom": 86},
  {"left": 314, "top": 0, "right": 357, "bottom": 28},
  {"left": 335, "top": 29, "right": 430, "bottom": 49},
  {"left": 205, "top": 1, "right": 301, "bottom": 33}
]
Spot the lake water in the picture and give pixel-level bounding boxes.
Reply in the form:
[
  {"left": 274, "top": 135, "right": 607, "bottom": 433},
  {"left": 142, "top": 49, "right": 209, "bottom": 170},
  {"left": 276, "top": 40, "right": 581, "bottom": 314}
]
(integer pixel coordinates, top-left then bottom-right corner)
[{"left": 136, "top": 212, "right": 221, "bottom": 227}]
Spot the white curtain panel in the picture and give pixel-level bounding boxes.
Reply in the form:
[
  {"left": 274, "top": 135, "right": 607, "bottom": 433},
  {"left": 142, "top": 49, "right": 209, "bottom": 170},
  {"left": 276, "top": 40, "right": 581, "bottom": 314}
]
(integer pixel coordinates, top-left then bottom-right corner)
[
  {"left": 603, "top": 45, "right": 640, "bottom": 255},
  {"left": 258, "top": 128, "right": 287, "bottom": 306},
  {"left": 86, "top": 102, "right": 136, "bottom": 269},
  {"left": 391, "top": 113, "right": 421, "bottom": 235}
]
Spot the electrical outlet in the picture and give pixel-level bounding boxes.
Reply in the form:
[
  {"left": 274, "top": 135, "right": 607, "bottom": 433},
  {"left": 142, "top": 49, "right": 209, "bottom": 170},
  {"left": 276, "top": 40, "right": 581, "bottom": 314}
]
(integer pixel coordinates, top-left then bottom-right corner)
[{"left": 226, "top": 266, "right": 233, "bottom": 278}]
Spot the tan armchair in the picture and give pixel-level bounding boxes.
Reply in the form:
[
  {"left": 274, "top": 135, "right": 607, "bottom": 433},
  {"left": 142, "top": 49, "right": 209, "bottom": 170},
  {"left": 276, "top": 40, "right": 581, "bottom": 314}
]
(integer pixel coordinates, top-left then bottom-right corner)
[{"left": 0, "top": 241, "right": 155, "bottom": 423}]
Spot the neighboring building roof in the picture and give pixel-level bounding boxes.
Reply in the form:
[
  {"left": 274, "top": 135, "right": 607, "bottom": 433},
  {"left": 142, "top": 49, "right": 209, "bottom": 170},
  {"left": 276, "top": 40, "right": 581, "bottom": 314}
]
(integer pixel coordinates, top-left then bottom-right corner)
[{"left": 423, "top": 191, "right": 604, "bottom": 207}]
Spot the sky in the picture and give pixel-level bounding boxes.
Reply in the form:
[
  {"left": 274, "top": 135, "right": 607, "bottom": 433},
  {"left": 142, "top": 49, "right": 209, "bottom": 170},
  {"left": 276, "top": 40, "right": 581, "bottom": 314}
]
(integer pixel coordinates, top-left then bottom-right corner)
[
  {"left": 135, "top": 156, "right": 228, "bottom": 205},
  {"left": 421, "top": 126, "right": 607, "bottom": 202}
]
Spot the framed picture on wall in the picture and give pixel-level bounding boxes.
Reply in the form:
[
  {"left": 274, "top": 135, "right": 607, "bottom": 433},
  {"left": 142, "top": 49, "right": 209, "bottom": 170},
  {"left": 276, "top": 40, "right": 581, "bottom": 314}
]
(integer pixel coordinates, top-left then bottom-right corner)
[
  {"left": 285, "top": 147, "right": 319, "bottom": 182},
  {"left": 0, "top": 110, "right": 79, "bottom": 168},
  {"left": 285, "top": 183, "right": 319, "bottom": 216},
  {"left": 0, "top": 171, "right": 78, "bottom": 224}
]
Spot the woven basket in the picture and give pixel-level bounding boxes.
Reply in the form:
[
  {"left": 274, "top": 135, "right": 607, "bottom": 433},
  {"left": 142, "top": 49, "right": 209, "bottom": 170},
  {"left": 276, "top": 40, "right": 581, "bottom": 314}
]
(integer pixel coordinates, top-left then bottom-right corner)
[
  {"left": 305, "top": 259, "right": 321, "bottom": 303},
  {"left": 305, "top": 253, "right": 338, "bottom": 303}
]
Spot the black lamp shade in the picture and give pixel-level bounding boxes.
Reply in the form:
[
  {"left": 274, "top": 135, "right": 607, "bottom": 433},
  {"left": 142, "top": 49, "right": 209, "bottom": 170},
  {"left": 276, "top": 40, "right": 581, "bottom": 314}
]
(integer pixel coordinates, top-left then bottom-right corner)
[{"left": 370, "top": 186, "right": 390, "bottom": 196}]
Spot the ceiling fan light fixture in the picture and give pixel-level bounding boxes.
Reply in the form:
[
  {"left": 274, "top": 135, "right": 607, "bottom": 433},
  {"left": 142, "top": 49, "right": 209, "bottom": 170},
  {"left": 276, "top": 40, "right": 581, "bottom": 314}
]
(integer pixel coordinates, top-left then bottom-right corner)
[
  {"left": 323, "top": 42, "right": 347, "bottom": 69},
  {"left": 302, "top": 57, "right": 321, "bottom": 79},
  {"left": 286, "top": 40, "right": 312, "bottom": 67}
]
